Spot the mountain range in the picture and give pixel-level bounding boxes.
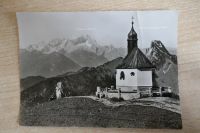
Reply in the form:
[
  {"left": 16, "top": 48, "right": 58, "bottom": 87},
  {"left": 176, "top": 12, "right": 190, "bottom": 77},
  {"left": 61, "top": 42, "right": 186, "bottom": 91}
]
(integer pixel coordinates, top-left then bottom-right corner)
[
  {"left": 21, "top": 35, "right": 176, "bottom": 78},
  {"left": 20, "top": 35, "right": 127, "bottom": 78},
  {"left": 21, "top": 39, "right": 178, "bottom": 106},
  {"left": 25, "top": 35, "right": 126, "bottom": 67}
]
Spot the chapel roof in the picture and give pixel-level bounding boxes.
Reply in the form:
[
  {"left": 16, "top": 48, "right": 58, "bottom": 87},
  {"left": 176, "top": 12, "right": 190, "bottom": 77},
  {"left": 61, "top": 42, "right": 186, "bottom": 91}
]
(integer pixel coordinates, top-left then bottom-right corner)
[{"left": 117, "top": 48, "right": 154, "bottom": 69}]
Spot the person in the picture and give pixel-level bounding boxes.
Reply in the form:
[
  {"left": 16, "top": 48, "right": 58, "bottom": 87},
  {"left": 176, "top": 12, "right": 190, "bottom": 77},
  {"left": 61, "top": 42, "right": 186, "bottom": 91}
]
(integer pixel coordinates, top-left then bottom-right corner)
[{"left": 56, "top": 82, "right": 63, "bottom": 99}]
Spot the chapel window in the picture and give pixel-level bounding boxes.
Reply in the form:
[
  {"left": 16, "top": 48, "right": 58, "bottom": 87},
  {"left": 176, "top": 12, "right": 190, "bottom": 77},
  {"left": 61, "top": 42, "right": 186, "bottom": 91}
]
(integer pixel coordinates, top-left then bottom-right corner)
[
  {"left": 120, "top": 71, "right": 125, "bottom": 80},
  {"left": 130, "top": 72, "right": 135, "bottom": 76}
]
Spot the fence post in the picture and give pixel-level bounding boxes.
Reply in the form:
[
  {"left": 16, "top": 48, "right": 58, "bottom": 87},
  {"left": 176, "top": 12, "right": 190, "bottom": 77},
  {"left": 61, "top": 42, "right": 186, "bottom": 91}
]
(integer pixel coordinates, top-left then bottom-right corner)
[
  {"left": 105, "top": 87, "right": 108, "bottom": 98},
  {"left": 159, "top": 87, "right": 162, "bottom": 96},
  {"left": 118, "top": 88, "right": 121, "bottom": 99},
  {"left": 149, "top": 87, "right": 152, "bottom": 97}
]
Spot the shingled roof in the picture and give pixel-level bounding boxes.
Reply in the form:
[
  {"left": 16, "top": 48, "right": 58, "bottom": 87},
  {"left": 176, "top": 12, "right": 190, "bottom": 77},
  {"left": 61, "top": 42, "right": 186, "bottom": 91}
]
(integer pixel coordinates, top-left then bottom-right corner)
[{"left": 117, "top": 48, "right": 154, "bottom": 69}]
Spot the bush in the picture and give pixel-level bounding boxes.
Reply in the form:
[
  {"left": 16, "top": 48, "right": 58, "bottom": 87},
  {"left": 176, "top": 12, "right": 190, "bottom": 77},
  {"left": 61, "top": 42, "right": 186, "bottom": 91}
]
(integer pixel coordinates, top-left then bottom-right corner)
[
  {"left": 171, "top": 93, "right": 180, "bottom": 100},
  {"left": 110, "top": 97, "right": 124, "bottom": 102}
]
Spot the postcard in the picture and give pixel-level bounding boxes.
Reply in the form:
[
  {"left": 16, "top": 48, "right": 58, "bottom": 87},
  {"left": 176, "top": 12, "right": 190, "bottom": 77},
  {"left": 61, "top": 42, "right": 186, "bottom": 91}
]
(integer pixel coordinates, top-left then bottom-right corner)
[{"left": 17, "top": 11, "right": 182, "bottom": 128}]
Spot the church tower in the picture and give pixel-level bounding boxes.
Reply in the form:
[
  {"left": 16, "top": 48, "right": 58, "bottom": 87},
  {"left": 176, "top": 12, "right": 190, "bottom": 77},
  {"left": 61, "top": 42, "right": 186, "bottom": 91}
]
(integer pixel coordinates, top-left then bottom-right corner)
[{"left": 127, "top": 17, "right": 138, "bottom": 55}]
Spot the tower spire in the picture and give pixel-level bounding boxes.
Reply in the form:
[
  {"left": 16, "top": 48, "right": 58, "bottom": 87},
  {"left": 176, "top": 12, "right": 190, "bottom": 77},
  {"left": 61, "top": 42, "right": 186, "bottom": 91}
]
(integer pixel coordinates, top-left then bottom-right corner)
[
  {"left": 127, "top": 16, "right": 138, "bottom": 55},
  {"left": 131, "top": 16, "right": 134, "bottom": 28}
]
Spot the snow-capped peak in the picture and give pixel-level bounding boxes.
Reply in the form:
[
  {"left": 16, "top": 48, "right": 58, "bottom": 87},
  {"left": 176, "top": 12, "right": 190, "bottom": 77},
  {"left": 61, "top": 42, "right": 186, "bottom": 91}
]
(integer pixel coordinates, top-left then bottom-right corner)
[
  {"left": 42, "top": 38, "right": 67, "bottom": 54},
  {"left": 25, "top": 35, "right": 126, "bottom": 61},
  {"left": 26, "top": 35, "right": 99, "bottom": 54},
  {"left": 27, "top": 41, "right": 46, "bottom": 52}
]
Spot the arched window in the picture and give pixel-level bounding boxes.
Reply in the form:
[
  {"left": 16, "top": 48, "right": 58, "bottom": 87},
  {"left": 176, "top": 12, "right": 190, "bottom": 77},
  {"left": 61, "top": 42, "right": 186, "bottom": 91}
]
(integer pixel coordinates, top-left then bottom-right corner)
[{"left": 120, "top": 71, "right": 125, "bottom": 80}]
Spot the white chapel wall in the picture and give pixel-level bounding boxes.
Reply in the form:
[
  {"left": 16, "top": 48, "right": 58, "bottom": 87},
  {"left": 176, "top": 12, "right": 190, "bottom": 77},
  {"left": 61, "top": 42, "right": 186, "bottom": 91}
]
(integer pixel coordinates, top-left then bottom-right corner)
[
  {"left": 116, "top": 69, "right": 138, "bottom": 87},
  {"left": 116, "top": 69, "right": 153, "bottom": 87},
  {"left": 137, "top": 70, "right": 152, "bottom": 86}
]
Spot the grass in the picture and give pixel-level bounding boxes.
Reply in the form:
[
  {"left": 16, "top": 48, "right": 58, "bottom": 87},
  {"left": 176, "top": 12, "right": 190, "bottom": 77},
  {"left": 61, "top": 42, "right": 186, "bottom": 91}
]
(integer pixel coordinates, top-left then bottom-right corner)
[{"left": 20, "top": 97, "right": 182, "bottom": 129}]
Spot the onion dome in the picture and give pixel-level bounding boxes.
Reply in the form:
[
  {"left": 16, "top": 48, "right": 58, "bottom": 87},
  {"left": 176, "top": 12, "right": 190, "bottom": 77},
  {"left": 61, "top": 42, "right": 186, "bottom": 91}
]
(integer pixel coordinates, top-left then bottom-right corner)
[{"left": 128, "top": 18, "right": 137, "bottom": 40}]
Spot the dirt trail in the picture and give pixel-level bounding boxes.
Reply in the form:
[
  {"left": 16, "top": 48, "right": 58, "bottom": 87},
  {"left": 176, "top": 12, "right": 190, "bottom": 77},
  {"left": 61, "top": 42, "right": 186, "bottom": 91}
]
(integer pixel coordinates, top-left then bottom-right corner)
[{"left": 64, "top": 96, "right": 181, "bottom": 114}]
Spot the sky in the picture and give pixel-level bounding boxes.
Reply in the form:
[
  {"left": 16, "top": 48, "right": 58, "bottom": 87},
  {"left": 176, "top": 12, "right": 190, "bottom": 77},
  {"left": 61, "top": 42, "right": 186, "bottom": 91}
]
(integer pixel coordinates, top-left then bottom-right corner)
[{"left": 17, "top": 11, "right": 178, "bottom": 49}]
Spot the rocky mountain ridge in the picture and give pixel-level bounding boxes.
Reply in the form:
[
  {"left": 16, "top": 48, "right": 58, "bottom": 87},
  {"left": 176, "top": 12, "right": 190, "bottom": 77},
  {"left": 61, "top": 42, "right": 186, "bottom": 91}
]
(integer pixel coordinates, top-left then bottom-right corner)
[{"left": 26, "top": 35, "right": 126, "bottom": 64}]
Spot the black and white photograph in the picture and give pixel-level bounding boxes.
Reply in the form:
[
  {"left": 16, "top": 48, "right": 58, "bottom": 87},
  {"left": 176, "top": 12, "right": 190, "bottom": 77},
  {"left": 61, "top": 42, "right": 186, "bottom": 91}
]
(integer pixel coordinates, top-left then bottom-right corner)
[{"left": 17, "top": 11, "right": 182, "bottom": 129}]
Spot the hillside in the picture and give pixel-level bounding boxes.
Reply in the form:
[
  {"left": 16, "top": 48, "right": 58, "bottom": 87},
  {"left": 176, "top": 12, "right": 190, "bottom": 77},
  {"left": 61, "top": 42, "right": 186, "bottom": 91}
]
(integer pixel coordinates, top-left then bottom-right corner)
[
  {"left": 68, "top": 49, "right": 108, "bottom": 67},
  {"left": 21, "top": 57, "right": 123, "bottom": 106},
  {"left": 20, "top": 97, "right": 182, "bottom": 128},
  {"left": 20, "top": 76, "right": 45, "bottom": 91},
  {"left": 20, "top": 49, "right": 81, "bottom": 78}
]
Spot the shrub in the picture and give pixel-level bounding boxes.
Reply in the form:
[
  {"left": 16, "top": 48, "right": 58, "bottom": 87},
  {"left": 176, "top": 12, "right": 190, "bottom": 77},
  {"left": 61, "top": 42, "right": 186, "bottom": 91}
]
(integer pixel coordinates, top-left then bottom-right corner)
[
  {"left": 171, "top": 93, "right": 180, "bottom": 100},
  {"left": 110, "top": 97, "right": 124, "bottom": 102}
]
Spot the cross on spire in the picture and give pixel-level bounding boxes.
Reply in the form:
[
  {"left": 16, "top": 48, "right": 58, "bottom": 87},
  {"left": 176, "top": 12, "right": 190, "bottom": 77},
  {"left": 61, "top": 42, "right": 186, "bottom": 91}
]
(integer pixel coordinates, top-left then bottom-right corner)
[{"left": 131, "top": 16, "right": 134, "bottom": 27}]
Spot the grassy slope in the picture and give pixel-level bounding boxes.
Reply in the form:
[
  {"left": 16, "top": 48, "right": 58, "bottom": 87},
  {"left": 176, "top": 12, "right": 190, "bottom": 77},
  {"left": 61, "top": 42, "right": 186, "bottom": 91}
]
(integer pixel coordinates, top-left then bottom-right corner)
[
  {"left": 20, "top": 76, "right": 45, "bottom": 91},
  {"left": 21, "top": 57, "right": 123, "bottom": 106},
  {"left": 20, "top": 97, "right": 182, "bottom": 129}
]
